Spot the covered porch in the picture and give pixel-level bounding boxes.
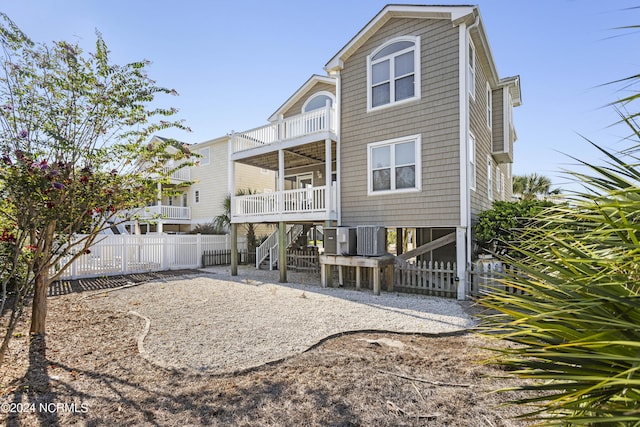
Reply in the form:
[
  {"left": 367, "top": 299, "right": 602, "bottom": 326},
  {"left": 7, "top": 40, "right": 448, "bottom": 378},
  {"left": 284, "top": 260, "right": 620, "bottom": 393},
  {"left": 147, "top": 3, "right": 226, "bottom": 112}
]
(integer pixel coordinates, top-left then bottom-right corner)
[{"left": 230, "top": 137, "right": 339, "bottom": 224}]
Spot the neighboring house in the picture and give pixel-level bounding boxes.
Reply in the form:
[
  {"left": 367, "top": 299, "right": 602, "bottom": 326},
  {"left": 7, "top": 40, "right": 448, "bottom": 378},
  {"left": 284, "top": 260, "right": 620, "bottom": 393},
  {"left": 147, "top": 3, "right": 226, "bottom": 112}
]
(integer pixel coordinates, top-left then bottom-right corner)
[
  {"left": 132, "top": 135, "right": 275, "bottom": 234},
  {"left": 228, "top": 4, "right": 521, "bottom": 293}
]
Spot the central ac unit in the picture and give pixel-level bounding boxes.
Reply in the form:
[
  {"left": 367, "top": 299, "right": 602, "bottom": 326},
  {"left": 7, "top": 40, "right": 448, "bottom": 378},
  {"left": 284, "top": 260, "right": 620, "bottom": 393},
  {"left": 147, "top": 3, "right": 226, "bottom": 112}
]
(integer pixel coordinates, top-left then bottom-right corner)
[
  {"left": 357, "top": 226, "right": 386, "bottom": 256},
  {"left": 324, "top": 227, "right": 356, "bottom": 255}
]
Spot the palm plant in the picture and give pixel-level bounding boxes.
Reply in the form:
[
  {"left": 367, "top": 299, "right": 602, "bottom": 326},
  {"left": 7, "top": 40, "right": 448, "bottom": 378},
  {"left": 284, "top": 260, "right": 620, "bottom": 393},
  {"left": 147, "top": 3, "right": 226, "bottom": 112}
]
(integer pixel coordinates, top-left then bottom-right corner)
[
  {"left": 478, "top": 27, "right": 640, "bottom": 419},
  {"left": 478, "top": 120, "right": 640, "bottom": 423},
  {"left": 213, "top": 189, "right": 259, "bottom": 252},
  {"left": 512, "top": 173, "right": 559, "bottom": 201}
]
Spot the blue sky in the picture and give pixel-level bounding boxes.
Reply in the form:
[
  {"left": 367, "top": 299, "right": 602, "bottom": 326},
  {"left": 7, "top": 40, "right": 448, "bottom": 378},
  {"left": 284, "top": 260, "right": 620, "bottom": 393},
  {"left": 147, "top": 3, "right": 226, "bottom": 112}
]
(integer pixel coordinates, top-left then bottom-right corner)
[{"left": 3, "top": 1, "right": 640, "bottom": 191}]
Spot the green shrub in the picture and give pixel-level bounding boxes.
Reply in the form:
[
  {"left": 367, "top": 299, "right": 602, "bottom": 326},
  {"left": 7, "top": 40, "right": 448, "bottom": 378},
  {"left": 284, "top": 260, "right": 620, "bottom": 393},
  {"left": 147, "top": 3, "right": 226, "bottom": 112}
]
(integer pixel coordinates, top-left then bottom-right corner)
[{"left": 474, "top": 200, "right": 552, "bottom": 256}]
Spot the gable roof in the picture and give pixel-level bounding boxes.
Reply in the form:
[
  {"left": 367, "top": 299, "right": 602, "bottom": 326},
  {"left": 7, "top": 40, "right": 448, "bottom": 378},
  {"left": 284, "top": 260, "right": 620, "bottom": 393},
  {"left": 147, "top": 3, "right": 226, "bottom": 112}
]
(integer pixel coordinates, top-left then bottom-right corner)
[
  {"left": 325, "top": 4, "right": 477, "bottom": 72},
  {"left": 268, "top": 74, "right": 336, "bottom": 122}
]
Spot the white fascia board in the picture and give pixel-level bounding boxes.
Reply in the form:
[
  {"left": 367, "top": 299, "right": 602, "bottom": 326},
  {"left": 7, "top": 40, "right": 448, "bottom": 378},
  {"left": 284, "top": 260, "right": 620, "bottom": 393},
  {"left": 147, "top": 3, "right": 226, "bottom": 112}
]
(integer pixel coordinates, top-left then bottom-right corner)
[
  {"left": 267, "top": 75, "right": 336, "bottom": 122},
  {"left": 190, "top": 135, "right": 229, "bottom": 151},
  {"left": 498, "top": 76, "right": 522, "bottom": 107},
  {"left": 325, "top": 5, "right": 476, "bottom": 72}
]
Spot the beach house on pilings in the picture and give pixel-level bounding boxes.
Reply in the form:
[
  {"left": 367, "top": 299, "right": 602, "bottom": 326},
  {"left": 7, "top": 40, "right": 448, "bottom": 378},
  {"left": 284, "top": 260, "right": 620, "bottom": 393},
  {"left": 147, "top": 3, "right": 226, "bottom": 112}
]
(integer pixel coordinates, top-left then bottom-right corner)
[{"left": 228, "top": 4, "right": 521, "bottom": 299}]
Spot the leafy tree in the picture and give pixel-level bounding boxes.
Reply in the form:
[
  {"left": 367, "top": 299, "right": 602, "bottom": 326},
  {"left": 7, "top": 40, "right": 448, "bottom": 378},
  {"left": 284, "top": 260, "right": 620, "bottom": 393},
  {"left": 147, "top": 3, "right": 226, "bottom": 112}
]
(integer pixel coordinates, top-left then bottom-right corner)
[
  {"left": 474, "top": 200, "right": 552, "bottom": 255},
  {"left": 512, "top": 173, "right": 560, "bottom": 201},
  {"left": 0, "top": 13, "right": 189, "bottom": 360}
]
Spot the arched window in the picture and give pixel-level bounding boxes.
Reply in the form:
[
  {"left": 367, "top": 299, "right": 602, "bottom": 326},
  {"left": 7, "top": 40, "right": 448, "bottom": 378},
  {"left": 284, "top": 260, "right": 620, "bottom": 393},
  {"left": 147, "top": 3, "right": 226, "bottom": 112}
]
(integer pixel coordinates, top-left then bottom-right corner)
[
  {"left": 302, "top": 92, "right": 334, "bottom": 113},
  {"left": 367, "top": 36, "right": 420, "bottom": 110},
  {"left": 302, "top": 92, "right": 335, "bottom": 133}
]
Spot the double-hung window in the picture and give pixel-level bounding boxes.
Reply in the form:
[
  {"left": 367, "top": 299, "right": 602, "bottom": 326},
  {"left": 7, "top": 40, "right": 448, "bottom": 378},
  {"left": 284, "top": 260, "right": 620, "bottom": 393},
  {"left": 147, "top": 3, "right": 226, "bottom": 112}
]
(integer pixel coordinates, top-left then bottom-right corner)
[
  {"left": 198, "top": 147, "right": 210, "bottom": 166},
  {"left": 368, "top": 135, "right": 421, "bottom": 195},
  {"left": 486, "top": 83, "right": 492, "bottom": 129},
  {"left": 487, "top": 156, "right": 493, "bottom": 201},
  {"left": 469, "top": 133, "right": 477, "bottom": 191},
  {"left": 367, "top": 36, "right": 420, "bottom": 111},
  {"left": 468, "top": 40, "right": 476, "bottom": 99}
]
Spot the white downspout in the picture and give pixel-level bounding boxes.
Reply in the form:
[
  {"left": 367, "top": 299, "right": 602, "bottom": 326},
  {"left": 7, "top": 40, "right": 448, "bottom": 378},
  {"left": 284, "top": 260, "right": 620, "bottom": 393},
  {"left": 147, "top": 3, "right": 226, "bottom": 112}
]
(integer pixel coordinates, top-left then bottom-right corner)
[
  {"left": 335, "top": 69, "right": 342, "bottom": 226},
  {"left": 463, "top": 14, "right": 480, "bottom": 300},
  {"left": 456, "top": 14, "right": 479, "bottom": 300}
]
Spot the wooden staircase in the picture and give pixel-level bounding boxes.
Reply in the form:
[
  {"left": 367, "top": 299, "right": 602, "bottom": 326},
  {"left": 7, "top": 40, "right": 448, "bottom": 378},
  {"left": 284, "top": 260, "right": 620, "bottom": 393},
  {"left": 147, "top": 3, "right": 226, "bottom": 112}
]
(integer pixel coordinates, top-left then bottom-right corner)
[{"left": 255, "top": 224, "right": 306, "bottom": 270}]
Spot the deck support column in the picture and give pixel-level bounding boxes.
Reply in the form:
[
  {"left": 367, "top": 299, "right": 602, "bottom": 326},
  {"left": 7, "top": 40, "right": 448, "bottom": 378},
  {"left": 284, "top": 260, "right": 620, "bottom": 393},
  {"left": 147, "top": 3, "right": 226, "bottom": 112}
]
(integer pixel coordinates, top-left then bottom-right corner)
[
  {"left": 325, "top": 138, "right": 332, "bottom": 214},
  {"left": 278, "top": 149, "right": 285, "bottom": 214},
  {"left": 396, "top": 228, "right": 403, "bottom": 255},
  {"left": 278, "top": 221, "right": 287, "bottom": 283},
  {"left": 455, "top": 227, "right": 467, "bottom": 300},
  {"left": 323, "top": 220, "right": 334, "bottom": 286},
  {"left": 231, "top": 223, "right": 238, "bottom": 276}
]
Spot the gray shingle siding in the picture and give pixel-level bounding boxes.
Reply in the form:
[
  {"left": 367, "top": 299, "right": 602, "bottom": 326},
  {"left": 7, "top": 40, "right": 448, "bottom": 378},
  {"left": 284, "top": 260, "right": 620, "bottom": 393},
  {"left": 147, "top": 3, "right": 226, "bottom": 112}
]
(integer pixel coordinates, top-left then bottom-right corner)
[{"left": 340, "top": 17, "right": 461, "bottom": 228}]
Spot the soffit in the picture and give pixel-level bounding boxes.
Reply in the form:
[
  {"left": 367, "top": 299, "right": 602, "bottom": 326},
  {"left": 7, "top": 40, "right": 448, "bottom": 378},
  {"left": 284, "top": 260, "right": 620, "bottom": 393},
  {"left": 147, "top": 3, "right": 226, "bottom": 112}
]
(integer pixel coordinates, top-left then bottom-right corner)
[{"left": 234, "top": 141, "right": 336, "bottom": 171}]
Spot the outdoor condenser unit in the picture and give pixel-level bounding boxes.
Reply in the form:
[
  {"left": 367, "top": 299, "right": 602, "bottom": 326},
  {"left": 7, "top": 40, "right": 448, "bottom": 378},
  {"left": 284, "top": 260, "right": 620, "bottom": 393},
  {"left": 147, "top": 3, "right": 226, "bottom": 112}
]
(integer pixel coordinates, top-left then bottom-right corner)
[
  {"left": 356, "top": 226, "right": 386, "bottom": 256},
  {"left": 324, "top": 227, "right": 356, "bottom": 255},
  {"left": 324, "top": 227, "right": 338, "bottom": 255}
]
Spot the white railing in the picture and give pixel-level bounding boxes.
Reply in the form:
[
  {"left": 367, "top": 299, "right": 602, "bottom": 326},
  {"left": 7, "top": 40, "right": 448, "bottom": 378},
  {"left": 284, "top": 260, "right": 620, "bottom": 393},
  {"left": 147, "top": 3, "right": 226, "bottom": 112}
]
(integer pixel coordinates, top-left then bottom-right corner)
[
  {"left": 236, "top": 192, "right": 279, "bottom": 216},
  {"left": 130, "top": 205, "right": 191, "bottom": 221},
  {"left": 232, "top": 106, "right": 336, "bottom": 154},
  {"left": 256, "top": 228, "right": 279, "bottom": 268},
  {"left": 235, "top": 186, "right": 333, "bottom": 218},
  {"left": 283, "top": 107, "right": 333, "bottom": 139},
  {"left": 233, "top": 123, "right": 279, "bottom": 152},
  {"left": 162, "top": 165, "right": 191, "bottom": 181},
  {"left": 54, "top": 234, "right": 247, "bottom": 280},
  {"left": 283, "top": 187, "right": 326, "bottom": 213},
  {"left": 255, "top": 224, "right": 305, "bottom": 269}
]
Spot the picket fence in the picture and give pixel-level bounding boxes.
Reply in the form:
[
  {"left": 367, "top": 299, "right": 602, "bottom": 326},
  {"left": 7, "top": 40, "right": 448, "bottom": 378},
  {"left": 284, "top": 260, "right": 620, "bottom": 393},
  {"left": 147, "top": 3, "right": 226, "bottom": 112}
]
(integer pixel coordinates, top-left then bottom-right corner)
[
  {"left": 201, "top": 249, "right": 255, "bottom": 267},
  {"left": 55, "top": 234, "right": 247, "bottom": 280},
  {"left": 394, "top": 260, "right": 457, "bottom": 297},
  {"left": 468, "top": 260, "right": 524, "bottom": 296},
  {"left": 393, "top": 258, "right": 521, "bottom": 298},
  {"left": 286, "top": 249, "right": 320, "bottom": 273}
]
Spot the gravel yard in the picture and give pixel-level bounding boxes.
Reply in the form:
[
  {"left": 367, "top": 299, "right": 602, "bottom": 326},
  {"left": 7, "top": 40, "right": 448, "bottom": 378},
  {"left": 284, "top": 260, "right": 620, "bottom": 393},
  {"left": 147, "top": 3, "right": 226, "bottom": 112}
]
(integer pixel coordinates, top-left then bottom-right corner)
[
  {"left": 1, "top": 268, "right": 539, "bottom": 426},
  {"left": 91, "top": 266, "right": 475, "bottom": 373}
]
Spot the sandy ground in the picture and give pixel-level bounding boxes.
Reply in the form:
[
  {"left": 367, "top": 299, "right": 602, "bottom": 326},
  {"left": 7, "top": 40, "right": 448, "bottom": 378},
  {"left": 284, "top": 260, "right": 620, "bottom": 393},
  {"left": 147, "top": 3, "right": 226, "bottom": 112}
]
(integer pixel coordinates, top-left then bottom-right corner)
[{"left": 0, "top": 268, "right": 539, "bottom": 426}]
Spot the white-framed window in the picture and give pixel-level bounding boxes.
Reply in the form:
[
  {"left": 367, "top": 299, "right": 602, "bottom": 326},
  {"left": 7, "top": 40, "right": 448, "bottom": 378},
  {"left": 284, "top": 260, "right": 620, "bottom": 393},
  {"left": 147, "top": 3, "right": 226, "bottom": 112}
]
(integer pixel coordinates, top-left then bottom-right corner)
[
  {"left": 500, "top": 169, "right": 505, "bottom": 199},
  {"left": 487, "top": 156, "right": 493, "bottom": 201},
  {"left": 469, "top": 132, "right": 476, "bottom": 191},
  {"left": 302, "top": 91, "right": 334, "bottom": 113},
  {"left": 367, "top": 134, "right": 421, "bottom": 195},
  {"left": 302, "top": 91, "right": 335, "bottom": 133},
  {"left": 198, "top": 147, "right": 210, "bottom": 166},
  {"left": 367, "top": 36, "right": 421, "bottom": 111},
  {"left": 486, "top": 83, "right": 492, "bottom": 129},
  {"left": 468, "top": 40, "right": 476, "bottom": 99},
  {"left": 194, "top": 189, "right": 200, "bottom": 204}
]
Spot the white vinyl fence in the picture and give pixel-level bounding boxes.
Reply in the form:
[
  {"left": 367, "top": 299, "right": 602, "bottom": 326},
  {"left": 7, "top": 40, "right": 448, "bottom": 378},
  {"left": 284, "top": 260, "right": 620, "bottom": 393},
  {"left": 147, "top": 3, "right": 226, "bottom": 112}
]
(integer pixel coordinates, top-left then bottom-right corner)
[{"left": 54, "top": 234, "right": 247, "bottom": 280}]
